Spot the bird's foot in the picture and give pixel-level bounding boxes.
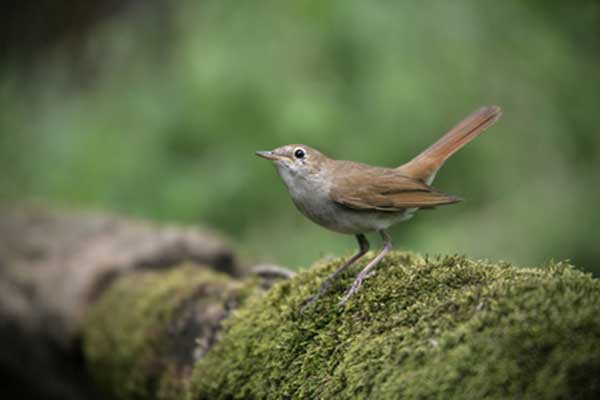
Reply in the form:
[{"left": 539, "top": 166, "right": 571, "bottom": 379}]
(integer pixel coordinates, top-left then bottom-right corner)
[
  {"left": 338, "top": 230, "right": 390, "bottom": 308},
  {"left": 364, "top": 270, "right": 377, "bottom": 279},
  {"left": 337, "top": 273, "right": 366, "bottom": 307},
  {"left": 300, "top": 276, "right": 337, "bottom": 313},
  {"left": 299, "top": 295, "right": 317, "bottom": 314}
]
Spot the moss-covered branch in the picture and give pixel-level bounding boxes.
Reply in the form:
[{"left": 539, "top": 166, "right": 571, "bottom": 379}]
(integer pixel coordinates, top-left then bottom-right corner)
[
  {"left": 83, "top": 252, "right": 600, "bottom": 399},
  {"left": 0, "top": 208, "right": 237, "bottom": 400},
  {"left": 83, "top": 266, "right": 261, "bottom": 399}
]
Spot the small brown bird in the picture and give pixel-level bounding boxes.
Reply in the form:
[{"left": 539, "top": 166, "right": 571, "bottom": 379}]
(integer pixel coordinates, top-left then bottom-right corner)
[{"left": 256, "top": 106, "right": 502, "bottom": 311}]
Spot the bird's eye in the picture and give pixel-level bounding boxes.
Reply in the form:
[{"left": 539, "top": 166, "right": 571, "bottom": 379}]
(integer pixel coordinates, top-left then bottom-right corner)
[{"left": 294, "top": 148, "right": 306, "bottom": 159}]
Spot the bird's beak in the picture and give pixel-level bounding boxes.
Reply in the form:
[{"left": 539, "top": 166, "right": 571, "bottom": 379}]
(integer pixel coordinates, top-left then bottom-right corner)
[{"left": 255, "top": 150, "right": 282, "bottom": 161}]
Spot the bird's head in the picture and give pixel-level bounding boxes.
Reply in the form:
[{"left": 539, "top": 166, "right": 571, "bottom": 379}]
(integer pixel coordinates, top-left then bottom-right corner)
[{"left": 256, "top": 144, "right": 327, "bottom": 182}]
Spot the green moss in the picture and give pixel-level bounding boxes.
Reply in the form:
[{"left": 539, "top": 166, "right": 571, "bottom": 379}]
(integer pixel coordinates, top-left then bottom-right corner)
[
  {"left": 190, "top": 252, "right": 600, "bottom": 399},
  {"left": 83, "top": 265, "right": 257, "bottom": 400}
]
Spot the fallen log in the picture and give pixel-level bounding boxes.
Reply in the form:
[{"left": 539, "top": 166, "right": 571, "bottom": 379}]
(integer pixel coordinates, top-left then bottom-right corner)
[
  {"left": 0, "top": 208, "right": 237, "bottom": 400},
  {"left": 83, "top": 252, "right": 600, "bottom": 399}
]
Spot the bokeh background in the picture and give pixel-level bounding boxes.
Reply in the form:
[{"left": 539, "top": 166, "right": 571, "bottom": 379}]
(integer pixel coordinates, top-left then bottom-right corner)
[{"left": 1, "top": 1, "right": 599, "bottom": 273}]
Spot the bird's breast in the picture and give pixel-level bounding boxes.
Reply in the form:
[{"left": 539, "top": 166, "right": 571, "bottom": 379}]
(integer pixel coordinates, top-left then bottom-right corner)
[{"left": 278, "top": 169, "right": 412, "bottom": 234}]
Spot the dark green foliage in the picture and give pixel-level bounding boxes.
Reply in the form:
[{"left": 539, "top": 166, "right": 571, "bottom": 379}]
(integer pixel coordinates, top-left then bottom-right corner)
[{"left": 190, "top": 252, "right": 600, "bottom": 399}]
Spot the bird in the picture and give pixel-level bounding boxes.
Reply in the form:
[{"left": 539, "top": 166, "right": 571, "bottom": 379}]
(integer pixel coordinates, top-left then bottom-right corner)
[{"left": 256, "top": 106, "right": 502, "bottom": 311}]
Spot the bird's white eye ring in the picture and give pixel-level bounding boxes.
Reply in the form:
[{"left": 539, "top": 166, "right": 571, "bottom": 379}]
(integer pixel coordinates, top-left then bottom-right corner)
[{"left": 294, "top": 148, "right": 306, "bottom": 159}]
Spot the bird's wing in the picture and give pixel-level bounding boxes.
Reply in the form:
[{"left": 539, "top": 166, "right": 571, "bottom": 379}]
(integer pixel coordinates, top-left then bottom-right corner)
[{"left": 329, "top": 163, "right": 461, "bottom": 212}]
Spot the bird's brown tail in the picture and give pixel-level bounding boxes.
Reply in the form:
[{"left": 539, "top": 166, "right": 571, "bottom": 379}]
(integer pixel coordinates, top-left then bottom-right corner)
[{"left": 398, "top": 106, "right": 502, "bottom": 182}]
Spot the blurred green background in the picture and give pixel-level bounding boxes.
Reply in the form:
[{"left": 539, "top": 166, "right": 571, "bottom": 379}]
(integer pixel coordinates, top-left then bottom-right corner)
[{"left": 1, "top": 1, "right": 599, "bottom": 273}]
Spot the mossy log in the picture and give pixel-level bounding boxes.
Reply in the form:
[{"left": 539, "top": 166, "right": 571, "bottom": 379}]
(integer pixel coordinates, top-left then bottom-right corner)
[
  {"left": 0, "top": 208, "right": 236, "bottom": 400},
  {"left": 83, "top": 252, "right": 600, "bottom": 399}
]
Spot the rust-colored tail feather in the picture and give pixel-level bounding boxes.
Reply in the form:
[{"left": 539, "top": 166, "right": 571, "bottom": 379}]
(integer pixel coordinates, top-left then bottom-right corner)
[{"left": 398, "top": 106, "right": 502, "bottom": 181}]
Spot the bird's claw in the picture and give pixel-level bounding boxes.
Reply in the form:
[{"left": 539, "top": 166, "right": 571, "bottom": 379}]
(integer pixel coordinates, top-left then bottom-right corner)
[
  {"left": 337, "top": 276, "right": 365, "bottom": 307},
  {"left": 300, "top": 295, "right": 317, "bottom": 314}
]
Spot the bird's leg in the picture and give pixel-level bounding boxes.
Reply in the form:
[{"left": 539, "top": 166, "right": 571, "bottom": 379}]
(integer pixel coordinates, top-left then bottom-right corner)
[
  {"left": 300, "top": 234, "right": 369, "bottom": 313},
  {"left": 338, "top": 230, "right": 392, "bottom": 307}
]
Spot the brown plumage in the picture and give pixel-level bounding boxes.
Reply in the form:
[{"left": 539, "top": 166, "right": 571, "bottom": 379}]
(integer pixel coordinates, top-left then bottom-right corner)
[
  {"left": 256, "top": 105, "right": 502, "bottom": 310},
  {"left": 399, "top": 106, "right": 502, "bottom": 180},
  {"left": 329, "top": 162, "right": 461, "bottom": 211},
  {"left": 328, "top": 106, "right": 502, "bottom": 212}
]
